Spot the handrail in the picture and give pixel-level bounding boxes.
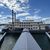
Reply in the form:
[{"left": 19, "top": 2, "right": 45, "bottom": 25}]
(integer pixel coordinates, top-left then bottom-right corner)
[{"left": 0, "top": 32, "right": 6, "bottom": 41}]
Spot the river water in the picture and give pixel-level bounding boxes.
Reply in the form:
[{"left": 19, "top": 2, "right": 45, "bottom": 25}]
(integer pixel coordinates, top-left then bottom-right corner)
[
  {"left": 32, "top": 34, "right": 50, "bottom": 50},
  {"left": 0, "top": 34, "right": 20, "bottom": 50},
  {"left": 0, "top": 26, "right": 20, "bottom": 50}
]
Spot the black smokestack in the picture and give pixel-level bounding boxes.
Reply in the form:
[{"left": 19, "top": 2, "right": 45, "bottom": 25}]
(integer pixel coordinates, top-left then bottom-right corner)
[
  {"left": 12, "top": 10, "right": 16, "bottom": 29},
  {"left": 12, "top": 10, "right": 16, "bottom": 23}
]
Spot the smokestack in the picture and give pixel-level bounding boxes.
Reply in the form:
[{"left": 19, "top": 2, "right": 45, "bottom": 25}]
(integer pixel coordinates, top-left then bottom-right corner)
[
  {"left": 12, "top": 10, "right": 16, "bottom": 29},
  {"left": 12, "top": 10, "right": 16, "bottom": 23}
]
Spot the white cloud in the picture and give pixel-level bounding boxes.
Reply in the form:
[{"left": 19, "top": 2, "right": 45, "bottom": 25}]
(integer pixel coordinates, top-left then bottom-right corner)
[
  {"left": 26, "top": 16, "right": 34, "bottom": 20},
  {"left": 16, "top": 12, "right": 30, "bottom": 17},
  {"left": 25, "top": 15, "right": 42, "bottom": 20},
  {"left": 34, "top": 9, "right": 41, "bottom": 14},
  {"left": 0, "top": 14, "right": 2, "bottom": 17},
  {"left": 42, "top": 17, "right": 50, "bottom": 24},
  {"left": 41, "top": 17, "right": 50, "bottom": 22},
  {"left": 0, "top": 0, "right": 30, "bottom": 20},
  {"left": 0, "top": 14, "right": 12, "bottom": 24},
  {"left": 0, "top": 0, "right": 29, "bottom": 12},
  {"left": 33, "top": 15, "right": 42, "bottom": 19},
  {"left": 23, "top": 15, "right": 50, "bottom": 24},
  {"left": 0, "top": 3, "right": 4, "bottom": 6},
  {"left": 0, "top": 0, "right": 49, "bottom": 24},
  {"left": 19, "top": 0, "right": 29, "bottom": 3},
  {"left": 34, "top": 9, "right": 37, "bottom": 11}
]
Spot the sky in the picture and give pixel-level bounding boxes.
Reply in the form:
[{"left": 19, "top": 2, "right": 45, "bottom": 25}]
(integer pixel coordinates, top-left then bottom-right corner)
[
  {"left": 29, "top": 0, "right": 50, "bottom": 17},
  {"left": 0, "top": 0, "right": 50, "bottom": 23}
]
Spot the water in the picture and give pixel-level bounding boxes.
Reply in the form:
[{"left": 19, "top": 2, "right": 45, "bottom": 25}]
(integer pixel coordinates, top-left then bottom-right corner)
[
  {"left": 31, "top": 34, "right": 50, "bottom": 50},
  {"left": 0, "top": 34, "right": 20, "bottom": 50}
]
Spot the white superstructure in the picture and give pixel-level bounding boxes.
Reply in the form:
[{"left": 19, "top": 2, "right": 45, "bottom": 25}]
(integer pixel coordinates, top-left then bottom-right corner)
[{"left": 9, "top": 19, "right": 48, "bottom": 30}]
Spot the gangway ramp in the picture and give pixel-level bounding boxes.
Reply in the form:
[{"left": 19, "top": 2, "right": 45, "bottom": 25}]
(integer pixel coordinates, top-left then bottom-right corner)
[{"left": 12, "top": 28, "right": 42, "bottom": 50}]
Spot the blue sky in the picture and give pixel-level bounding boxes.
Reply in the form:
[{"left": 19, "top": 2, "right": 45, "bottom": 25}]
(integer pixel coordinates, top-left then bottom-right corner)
[
  {"left": 29, "top": 0, "right": 50, "bottom": 17},
  {"left": 0, "top": 0, "right": 50, "bottom": 23}
]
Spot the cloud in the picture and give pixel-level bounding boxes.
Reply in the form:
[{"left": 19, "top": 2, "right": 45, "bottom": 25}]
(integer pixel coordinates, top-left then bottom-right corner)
[
  {"left": 34, "top": 9, "right": 41, "bottom": 14},
  {"left": 42, "top": 18, "right": 50, "bottom": 24},
  {"left": 0, "top": 3, "right": 4, "bottom": 6},
  {"left": 16, "top": 12, "right": 30, "bottom": 17},
  {"left": 0, "top": 0, "right": 29, "bottom": 12},
  {"left": 0, "top": 14, "right": 2, "bottom": 17},
  {"left": 19, "top": 0, "right": 29, "bottom": 3},
  {"left": 24, "top": 15, "right": 50, "bottom": 24},
  {"left": 25, "top": 15, "right": 42, "bottom": 20},
  {"left": 34, "top": 9, "right": 37, "bottom": 11},
  {"left": 33, "top": 15, "right": 42, "bottom": 19},
  {"left": 0, "top": 0, "right": 30, "bottom": 17},
  {"left": 0, "top": 0, "right": 50, "bottom": 24},
  {"left": 26, "top": 16, "right": 34, "bottom": 20},
  {"left": 0, "top": 14, "right": 12, "bottom": 24}
]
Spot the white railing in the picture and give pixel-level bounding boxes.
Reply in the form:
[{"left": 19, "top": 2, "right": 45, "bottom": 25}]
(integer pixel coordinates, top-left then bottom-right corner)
[
  {"left": 0, "top": 32, "right": 6, "bottom": 41},
  {"left": 45, "top": 32, "right": 50, "bottom": 39}
]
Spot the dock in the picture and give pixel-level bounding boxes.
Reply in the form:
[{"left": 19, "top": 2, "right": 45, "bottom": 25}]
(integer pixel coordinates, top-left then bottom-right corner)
[{"left": 12, "top": 28, "right": 42, "bottom": 50}]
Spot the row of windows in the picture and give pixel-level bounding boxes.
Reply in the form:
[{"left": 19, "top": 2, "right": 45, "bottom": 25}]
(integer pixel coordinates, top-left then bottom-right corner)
[
  {"left": 16, "top": 22, "right": 41, "bottom": 24},
  {"left": 19, "top": 26, "right": 39, "bottom": 29},
  {"left": 20, "top": 25, "right": 36, "bottom": 26}
]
